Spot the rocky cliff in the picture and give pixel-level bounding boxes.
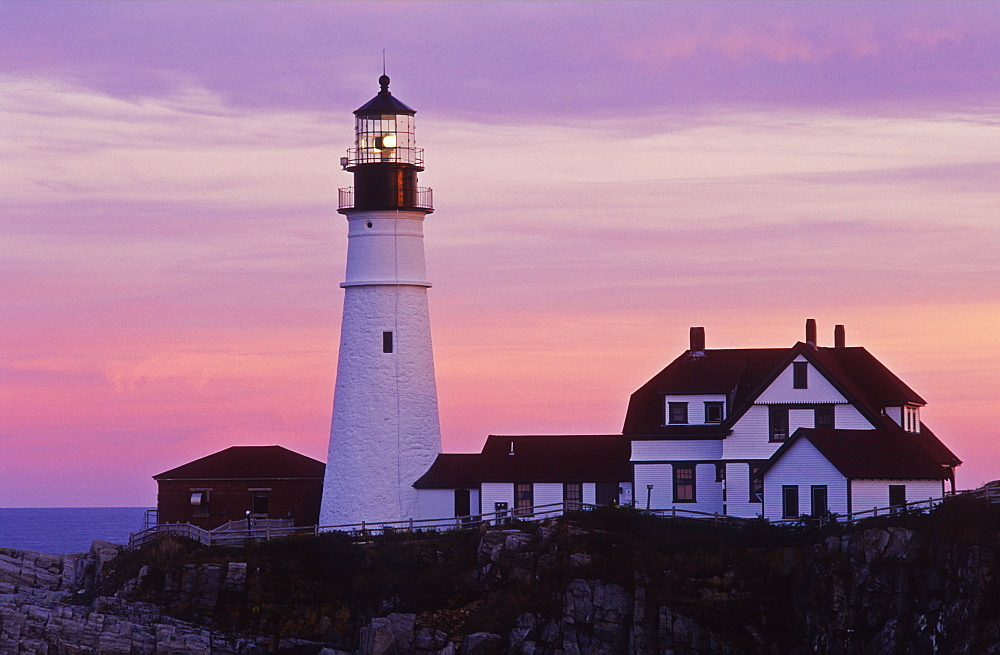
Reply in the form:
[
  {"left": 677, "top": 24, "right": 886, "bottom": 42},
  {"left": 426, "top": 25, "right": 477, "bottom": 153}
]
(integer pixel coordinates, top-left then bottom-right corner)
[{"left": 1, "top": 497, "right": 997, "bottom": 654}]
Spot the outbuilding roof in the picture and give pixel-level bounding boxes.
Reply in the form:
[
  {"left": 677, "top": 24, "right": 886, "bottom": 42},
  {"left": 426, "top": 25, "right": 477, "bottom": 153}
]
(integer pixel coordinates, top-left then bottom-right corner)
[
  {"left": 154, "top": 445, "right": 325, "bottom": 480},
  {"left": 761, "top": 427, "right": 960, "bottom": 480},
  {"left": 414, "top": 435, "right": 631, "bottom": 488}
]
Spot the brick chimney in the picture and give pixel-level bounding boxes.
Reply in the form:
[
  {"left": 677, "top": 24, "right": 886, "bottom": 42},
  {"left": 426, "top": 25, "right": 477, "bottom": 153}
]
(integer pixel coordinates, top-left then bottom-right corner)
[
  {"left": 805, "top": 318, "right": 817, "bottom": 348},
  {"left": 834, "top": 324, "right": 846, "bottom": 348},
  {"left": 689, "top": 326, "right": 706, "bottom": 356}
]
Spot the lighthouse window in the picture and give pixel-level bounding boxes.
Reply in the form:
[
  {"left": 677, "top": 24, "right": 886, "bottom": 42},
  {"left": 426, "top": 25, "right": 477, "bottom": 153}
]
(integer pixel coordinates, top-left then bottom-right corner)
[{"left": 383, "top": 331, "right": 394, "bottom": 353}]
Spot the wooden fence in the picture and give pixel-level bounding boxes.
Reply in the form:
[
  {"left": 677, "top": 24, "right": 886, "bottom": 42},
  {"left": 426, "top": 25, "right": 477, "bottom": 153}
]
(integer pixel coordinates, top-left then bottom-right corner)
[{"left": 130, "top": 486, "right": 996, "bottom": 549}]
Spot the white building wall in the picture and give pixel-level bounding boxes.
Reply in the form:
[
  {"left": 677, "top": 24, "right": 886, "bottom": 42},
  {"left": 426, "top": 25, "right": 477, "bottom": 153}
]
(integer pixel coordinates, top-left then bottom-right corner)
[
  {"left": 470, "top": 488, "right": 481, "bottom": 517},
  {"left": 788, "top": 408, "right": 815, "bottom": 433},
  {"left": 663, "top": 394, "right": 728, "bottom": 424},
  {"left": 633, "top": 463, "right": 722, "bottom": 514},
  {"left": 533, "top": 483, "right": 564, "bottom": 511},
  {"left": 634, "top": 463, "right": 673, "bottom": 510},
  {"left": 632, "top": 440, "right": 723, "bottom": 461},
  {"left": 721, "top": 462, "right": 765, "bottom": 519},
  {"left": 417, "top": 489, "right": 454, "bottom": 521},
  {"left": 883, "top": 406, "right": 903, "bottom": 428},
  {"left": 583, "top": 483, "right": 596, "bottom": 506},
  {"left": 755, "top": 357, "right": 849, "bottom": 404},
  {"left": 850, "top": 479, "right": 946, "bottom": 514},
  {"left": 619, "top": 482, "right": 634, "bottom": 507},
  {"left": 481, "top": 482, "right": 514, "bottom": 521},
  {"left": 761, "top": 440, "right": 849, "bottom": 521},
  {"left": 723, "top": 406, "right": 782, "bottom": 460},
  {"left": 835, "top": 404, "right": 873, "bottom": 429}
]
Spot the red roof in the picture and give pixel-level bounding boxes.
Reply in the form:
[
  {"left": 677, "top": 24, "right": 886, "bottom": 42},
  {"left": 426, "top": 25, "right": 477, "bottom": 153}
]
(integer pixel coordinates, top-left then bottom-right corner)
[
  {"left": 154, "top": 446, "right": 325, "bottom": 480},
  {"left": 414, "top": 435, "right": 631, "bottom": 488},
  {"left": 623, "top": 343, "right": 928, "bottom": 436},
  {"left": 763, "top": 427, "right": 959, "bottom": 480}
]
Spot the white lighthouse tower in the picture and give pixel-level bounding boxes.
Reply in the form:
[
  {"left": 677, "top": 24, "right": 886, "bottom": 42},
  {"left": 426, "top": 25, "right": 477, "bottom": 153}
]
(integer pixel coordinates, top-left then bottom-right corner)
[{"left": 320, "top": 75, "right": 442, "bottom": 527}]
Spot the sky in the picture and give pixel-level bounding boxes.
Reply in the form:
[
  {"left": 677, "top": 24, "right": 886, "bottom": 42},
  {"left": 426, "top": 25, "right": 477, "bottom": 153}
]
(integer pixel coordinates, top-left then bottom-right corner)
[{"left": 2, "top": 1, "right": 998, "bottom": 508}]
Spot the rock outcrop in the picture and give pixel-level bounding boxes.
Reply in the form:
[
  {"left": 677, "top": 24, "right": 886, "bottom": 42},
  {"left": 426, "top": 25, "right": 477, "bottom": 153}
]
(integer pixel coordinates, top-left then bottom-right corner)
[{"left": 1, "top": 501, "right": 998, "bottom": 654}]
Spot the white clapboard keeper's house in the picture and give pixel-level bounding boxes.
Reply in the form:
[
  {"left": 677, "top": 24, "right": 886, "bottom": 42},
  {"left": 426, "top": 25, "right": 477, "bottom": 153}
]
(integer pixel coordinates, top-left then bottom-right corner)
[{"left": 414, "top": 320, "right": 961, "bottom": 522}]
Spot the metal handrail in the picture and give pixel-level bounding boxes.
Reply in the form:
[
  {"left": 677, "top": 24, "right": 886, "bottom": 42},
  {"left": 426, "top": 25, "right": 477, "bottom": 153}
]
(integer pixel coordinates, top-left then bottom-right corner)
[
  {"left": 345, "top": 147, "right": 424, "bottom": 167},
  {"left": 337, "top": 186, "right": 433, "bottom": 211}
]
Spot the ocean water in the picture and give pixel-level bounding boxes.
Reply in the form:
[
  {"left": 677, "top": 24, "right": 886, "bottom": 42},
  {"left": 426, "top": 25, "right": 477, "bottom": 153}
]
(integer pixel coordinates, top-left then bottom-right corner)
[{"left": 0, "top": 507, "right": 152, "bottom": 555}]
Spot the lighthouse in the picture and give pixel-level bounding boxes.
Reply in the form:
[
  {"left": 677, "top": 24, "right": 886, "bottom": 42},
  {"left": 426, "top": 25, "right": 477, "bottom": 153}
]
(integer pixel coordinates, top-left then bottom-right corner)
[{"left": 320, "top": 75, "right": 442, "bottom": 526}]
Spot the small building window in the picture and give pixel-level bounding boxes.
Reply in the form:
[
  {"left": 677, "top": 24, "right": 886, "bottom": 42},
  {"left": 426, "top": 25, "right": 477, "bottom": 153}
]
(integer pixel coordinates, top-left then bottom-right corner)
[
  {"left": 673, "top": 465, "right": 696, "bottom": 503},
  {"left": 815, "top": 405, "right": 835, "bottom": 429},
  {"left": 382, "top": 331, "right": 394, "bottom": 353},
  {"left": 251, "top": 490, "right": 270, "bottom": 516},
  {"left": 668, "top": 402, "right": 689, "bottom": 424},
  {"left": 811, "top": 485, "right": 828, "bottom": 516},
  {"left": 749, "top": 463, "right": 764, "bottom": 503},
  {"left": 769, "top": 406, "right": 789, "bottom": 441},
  {"left": 889, "top": 484, "right": 906, "bottom": 509},
  {"left": 793, "top": 361, "right": 808, "bottom": 389},
  {"left": 514, "top": 483, "right": 533, "bottom": 517},
  {"left": 190, "top": 490, "right": 210, "bottom": 518},
  {"left": 704, "top": 402, "right": 724, "bottom": 423},
  {"left": 782, "top": 485, "right": 799, "bottom": 518},
  {"left": 716, "top": 462, "right": 726, "bottom": 483},
  {"left": 564, "top": 482, "right": 583, "bottom": 511}
]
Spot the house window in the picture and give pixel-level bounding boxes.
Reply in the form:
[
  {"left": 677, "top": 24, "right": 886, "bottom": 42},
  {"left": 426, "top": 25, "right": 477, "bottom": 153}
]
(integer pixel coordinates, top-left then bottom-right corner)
[
  {"left": 793, "top": 362, "right": 808, "bottom": 389},
  {"left": 811, "top": 485, "right": 828, "bottom": 516},
  {"left": 454, "top": 489, "right": 471, "bottom": 518},
  {"left": 668, "top": 402, "right": 688, "bottom": 424},
  {"left": 251, "top": 490, "right": 270, "bottom": 516},
  {"left": 769, "top": 406, "right": 789, "bottom": 441},
  {"left": 382, "top": 331, "right": 394, "bottom": 353},
  {"left": 190, "top": 490, "right": 210, "bottom": 518},
  {"left": 716, "top": 463, "right": 726, "bottom": 483},
  {"left": 514, "top": 483, "right": 533, "bottom": 517},
  {"left": 904, "top": 406, "right": 920, "bottom": 433},
  {"left": 815, "top": 405, "right": 835, "bottom": 429},
  {"left": 749, "top": 463, "right": 764, "bottom": 503},
  {"left": 673, "top": 465, "right": 696, "bottom": 503},
  {"left": 595, "top": 482, "right": 619, "bottom": 506},
  {"left": 782, "top": 485, "right": 799, "bottom": 519},
  {"left": 889, "top": 485, "right": 906, "bottom": 510},
  {"left": 704, "top": 402, "right": 724, "bottom": 423},
  {"left": 564, "top": 482, "right": 583, "bottom": 511}
]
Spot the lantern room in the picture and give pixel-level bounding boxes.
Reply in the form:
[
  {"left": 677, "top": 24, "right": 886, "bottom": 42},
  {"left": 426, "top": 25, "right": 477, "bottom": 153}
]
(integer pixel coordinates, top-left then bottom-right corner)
[{"left": 339, "top": 75, "right": 433, "bottom": 213}]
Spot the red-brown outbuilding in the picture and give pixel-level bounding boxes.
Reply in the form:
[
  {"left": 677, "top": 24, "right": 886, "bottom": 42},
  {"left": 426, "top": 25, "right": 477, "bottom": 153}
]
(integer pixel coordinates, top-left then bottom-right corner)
[{"left": 153, "top": 445, "right": 324, "bottom": 530}]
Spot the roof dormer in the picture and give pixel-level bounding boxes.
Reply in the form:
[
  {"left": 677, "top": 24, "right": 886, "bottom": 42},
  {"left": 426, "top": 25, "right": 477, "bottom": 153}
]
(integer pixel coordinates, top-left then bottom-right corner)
[{"left": 884, "top": 404, "right": 922, "bottom": 433}]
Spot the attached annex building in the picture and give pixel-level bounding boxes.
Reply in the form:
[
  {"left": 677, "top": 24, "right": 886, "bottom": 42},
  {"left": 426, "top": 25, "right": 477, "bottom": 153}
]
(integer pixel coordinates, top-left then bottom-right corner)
[{"left": 415, "top": 320, "right": 961, "bottom": 522}]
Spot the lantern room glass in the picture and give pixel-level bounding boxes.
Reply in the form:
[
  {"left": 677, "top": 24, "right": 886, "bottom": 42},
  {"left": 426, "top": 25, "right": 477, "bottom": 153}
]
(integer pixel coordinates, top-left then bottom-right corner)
[{"left": 354, "top": 113, "right": 419, "bottom": 165}]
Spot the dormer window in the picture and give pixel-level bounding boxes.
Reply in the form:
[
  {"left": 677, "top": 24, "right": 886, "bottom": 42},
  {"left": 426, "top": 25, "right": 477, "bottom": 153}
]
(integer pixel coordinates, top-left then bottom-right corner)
[
  {"left": 704, "top": 402, "right": 724, "bottom": 423},
  {"left": 904, "top": 406, "right": 920, "bottom": 433},
  {"left": 793, "top": 361, "right": 808, "bottom": 389},
  {"left": 668, "top": 402, "right": 689, "bottom": 424}
]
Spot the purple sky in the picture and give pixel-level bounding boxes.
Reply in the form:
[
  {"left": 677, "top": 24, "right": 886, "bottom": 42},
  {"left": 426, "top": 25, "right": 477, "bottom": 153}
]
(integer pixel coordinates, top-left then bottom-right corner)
[{"left": 2, "top": 1, "right": 998, "bottom": 507}]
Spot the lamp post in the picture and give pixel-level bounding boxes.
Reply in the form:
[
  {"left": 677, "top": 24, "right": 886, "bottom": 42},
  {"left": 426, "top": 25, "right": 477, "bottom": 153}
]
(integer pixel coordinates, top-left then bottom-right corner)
[
  {"left": 245, "top": 509, "right": 252, "bottom": 536},
  {"left": 646, "top": 484, "right": 654, "bottom": 511}
]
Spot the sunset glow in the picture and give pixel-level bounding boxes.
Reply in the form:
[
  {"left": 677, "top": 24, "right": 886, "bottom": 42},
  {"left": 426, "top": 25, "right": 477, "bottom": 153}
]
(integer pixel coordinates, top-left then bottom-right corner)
[{"left": 2, "top": 1, "right": 998, "bottom": 507}]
